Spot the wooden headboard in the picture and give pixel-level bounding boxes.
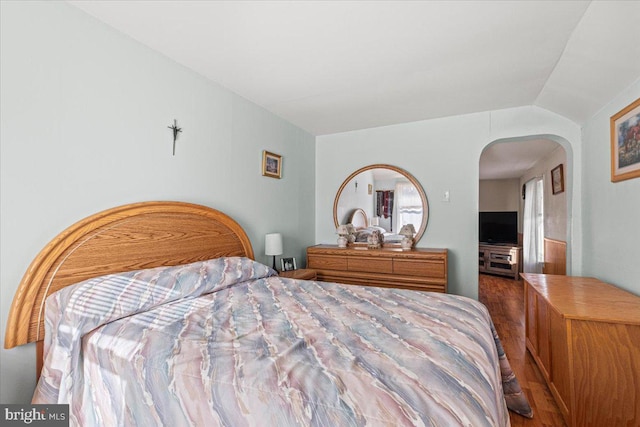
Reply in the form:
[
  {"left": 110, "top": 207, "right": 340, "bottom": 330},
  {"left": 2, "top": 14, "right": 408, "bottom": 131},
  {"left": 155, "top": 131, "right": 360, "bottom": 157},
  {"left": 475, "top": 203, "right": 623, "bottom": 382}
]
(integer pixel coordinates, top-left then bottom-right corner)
[
  {"left": 5, "top": 201, "right": 254, "bottom": 360},
  {"left": 349, "top": 208, "right": 368, "bottom": 229}
]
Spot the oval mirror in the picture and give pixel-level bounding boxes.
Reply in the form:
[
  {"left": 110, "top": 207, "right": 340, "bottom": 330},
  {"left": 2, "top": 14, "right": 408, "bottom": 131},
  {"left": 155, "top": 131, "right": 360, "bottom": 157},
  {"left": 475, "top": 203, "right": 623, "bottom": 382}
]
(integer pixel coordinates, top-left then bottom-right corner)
[{"left": 333, "top": 164, "right": 429, "bottom": 246}]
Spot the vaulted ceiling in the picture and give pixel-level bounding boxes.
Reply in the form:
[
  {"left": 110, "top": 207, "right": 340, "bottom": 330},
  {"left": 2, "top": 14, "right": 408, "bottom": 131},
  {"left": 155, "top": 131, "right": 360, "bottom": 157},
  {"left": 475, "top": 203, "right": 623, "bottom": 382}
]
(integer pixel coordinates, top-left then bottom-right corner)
[
  {"left": 69, "top": 1, "right": 640, "bottom": 136},
  {"left": 68, "top": 1, "right": 639, "bottom": 178}
]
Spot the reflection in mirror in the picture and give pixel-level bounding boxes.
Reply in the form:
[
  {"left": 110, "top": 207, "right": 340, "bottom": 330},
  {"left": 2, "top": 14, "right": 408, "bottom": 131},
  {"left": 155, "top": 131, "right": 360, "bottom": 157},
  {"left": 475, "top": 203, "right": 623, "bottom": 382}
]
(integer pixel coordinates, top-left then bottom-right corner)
[{"left": 333, "top": 164, "right": 428, "bottom": 246}]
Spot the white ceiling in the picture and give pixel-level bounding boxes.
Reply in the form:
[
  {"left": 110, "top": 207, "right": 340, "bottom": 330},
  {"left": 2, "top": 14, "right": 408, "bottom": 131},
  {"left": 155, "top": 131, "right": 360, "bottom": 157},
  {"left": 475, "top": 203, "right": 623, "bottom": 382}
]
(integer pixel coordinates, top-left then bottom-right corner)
[
  {"left": 68, "top": 0, "right": 640, "bottom": 177},
  {"left": 479, "top": 139, "right": 560, "bottom": 180}
]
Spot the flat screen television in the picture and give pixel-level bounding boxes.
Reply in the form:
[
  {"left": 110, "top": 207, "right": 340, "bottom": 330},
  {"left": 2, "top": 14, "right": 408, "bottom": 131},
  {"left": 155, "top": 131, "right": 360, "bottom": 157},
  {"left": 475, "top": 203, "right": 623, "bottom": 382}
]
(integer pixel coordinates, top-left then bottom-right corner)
[{"left": 479, "top": 211, "right": 518, "bottom": 244}]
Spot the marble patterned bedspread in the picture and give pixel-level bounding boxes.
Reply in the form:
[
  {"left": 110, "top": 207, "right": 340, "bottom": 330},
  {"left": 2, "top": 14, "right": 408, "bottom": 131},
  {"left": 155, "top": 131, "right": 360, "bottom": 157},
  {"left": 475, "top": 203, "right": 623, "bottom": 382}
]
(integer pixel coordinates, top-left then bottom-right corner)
[{"left": 33, "top": 257, "right": 530, "bottom": 426}]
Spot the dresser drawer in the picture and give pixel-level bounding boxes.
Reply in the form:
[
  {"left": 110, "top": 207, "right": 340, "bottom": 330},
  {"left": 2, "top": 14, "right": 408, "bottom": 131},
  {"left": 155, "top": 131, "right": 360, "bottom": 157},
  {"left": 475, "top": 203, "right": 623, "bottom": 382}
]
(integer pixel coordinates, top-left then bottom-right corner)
[
  {"left": 394, "top": 259, "right": 445, "bottom": 278},
  {"left": 347, "top": 257, "right": 393, "bottom": 274},
  {"left": 308, "top": 255, "right": 347, "bottom": 271},
  {"left": 306, "top": 245, "right": 447, "bottom": 293}
]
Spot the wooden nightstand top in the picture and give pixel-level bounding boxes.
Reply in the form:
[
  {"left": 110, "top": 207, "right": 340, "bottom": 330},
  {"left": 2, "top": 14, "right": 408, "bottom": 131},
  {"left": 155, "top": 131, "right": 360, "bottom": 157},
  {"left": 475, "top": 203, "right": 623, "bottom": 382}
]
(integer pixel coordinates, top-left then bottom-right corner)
[{"left": 278, "top": 269, "right": 317, "bottom": 280}]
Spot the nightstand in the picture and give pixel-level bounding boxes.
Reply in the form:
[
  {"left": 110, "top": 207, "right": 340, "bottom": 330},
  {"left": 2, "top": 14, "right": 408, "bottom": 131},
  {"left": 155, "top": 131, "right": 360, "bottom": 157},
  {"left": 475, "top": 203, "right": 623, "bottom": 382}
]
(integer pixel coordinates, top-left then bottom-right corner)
[{"left": 278, "top": 269, "right": 317, "bottom": 280}]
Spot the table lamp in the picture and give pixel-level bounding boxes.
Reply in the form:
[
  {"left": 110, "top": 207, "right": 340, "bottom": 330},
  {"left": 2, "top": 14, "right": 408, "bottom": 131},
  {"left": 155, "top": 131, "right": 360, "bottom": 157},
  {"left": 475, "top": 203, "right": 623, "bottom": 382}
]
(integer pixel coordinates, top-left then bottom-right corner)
[
  {"left": 265, "top": 233, "right": 283, "bottom": 270},
  {"left": 336, "top": 225, "right": 350, "bottom": 248},
  {"left": 399, "top": 224, "right": 416, "bottom": 250}
]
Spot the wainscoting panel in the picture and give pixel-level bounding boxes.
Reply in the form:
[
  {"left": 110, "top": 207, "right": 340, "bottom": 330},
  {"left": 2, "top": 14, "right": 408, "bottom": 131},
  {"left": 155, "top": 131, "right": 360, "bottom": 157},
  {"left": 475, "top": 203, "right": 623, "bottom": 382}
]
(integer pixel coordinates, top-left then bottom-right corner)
[{"left": 543, "top": 238, "right": 566, "bottom": 275}]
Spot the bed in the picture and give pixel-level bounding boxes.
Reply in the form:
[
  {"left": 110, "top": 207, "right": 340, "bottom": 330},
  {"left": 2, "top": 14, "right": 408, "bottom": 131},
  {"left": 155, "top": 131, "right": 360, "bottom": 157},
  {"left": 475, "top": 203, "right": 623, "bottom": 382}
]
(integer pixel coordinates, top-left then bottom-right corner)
[
  {"left": 347, "top": 209, "right": 404, "bottom": 244},
  {"left": 5, "top": 201, "right": 532, "bottom": 426}
]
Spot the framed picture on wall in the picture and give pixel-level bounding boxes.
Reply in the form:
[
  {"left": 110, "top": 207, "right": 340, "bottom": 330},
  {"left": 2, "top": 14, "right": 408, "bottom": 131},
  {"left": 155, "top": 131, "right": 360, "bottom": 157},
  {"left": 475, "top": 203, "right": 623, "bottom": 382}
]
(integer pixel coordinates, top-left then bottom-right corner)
[
  {"left": 262, "top": 150, "right": 282, "bottom": 179},
  {"left": 610, "top": 97, "right": 640, "bottom": 182},
  {"left": 551, "top": 164, "right": 564, "bottom": 195}
]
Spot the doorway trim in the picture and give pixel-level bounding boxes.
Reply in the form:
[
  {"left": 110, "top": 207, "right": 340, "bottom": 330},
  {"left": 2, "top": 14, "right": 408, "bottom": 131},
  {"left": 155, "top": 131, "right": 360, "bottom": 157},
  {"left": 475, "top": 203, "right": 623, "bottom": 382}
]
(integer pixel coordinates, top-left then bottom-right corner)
[{"left": 479, "top": 134, "right": 574, "bottom": 276}]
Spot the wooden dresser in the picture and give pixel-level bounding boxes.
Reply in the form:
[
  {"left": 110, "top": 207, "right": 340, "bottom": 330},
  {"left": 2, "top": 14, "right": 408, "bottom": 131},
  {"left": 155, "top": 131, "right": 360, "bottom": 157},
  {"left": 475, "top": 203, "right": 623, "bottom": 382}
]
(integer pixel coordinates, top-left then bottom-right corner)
[
  {"left": 307, "top": 245, "right": 447, "bottom": 292},
  {"left": 521, "top": 273, "right": 640, "bottom": 427}
]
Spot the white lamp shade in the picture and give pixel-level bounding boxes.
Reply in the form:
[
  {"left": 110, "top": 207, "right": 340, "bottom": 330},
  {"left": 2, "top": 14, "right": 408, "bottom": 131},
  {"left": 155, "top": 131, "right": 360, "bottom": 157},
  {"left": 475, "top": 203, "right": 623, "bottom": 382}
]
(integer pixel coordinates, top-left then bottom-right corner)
[
  {"left": 265, "top": 233, "right": 283, "bottom": 256},
  {"left": 336, "top": 225, "right": 350, "bottom": 236},
  {"left": 399, "top": 224, "right": 416, "bottom": 236}
]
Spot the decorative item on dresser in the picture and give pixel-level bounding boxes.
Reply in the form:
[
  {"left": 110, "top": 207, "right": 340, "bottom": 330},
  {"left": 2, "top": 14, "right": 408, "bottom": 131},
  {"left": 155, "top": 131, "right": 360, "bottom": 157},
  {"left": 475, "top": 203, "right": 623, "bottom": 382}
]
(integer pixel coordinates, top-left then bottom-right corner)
[
  {"left": 345, "top": 223, "right": 357, "bottom": 243},
  {"left": 307, "top": 244, "right": 447, "bottom": 292},
  {"left": 335, "top": 224, "right": 350, "bottom": 248},
  {"left": 521, "top": 273, "right": 640, "bottom": 427},
  {"left": 398, "top": 223, "right": 416, "bottom": 250},
  {"left": 366, "top": 228, "right": 383, "bottom": 249}
]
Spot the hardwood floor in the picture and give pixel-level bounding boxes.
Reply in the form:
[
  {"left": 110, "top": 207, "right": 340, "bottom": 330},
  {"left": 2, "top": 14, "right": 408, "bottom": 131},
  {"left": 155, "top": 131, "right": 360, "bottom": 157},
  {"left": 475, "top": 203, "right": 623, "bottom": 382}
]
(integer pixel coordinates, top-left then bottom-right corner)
[{"left": 478, "top": 274, "right": 566, "bottom": 427}]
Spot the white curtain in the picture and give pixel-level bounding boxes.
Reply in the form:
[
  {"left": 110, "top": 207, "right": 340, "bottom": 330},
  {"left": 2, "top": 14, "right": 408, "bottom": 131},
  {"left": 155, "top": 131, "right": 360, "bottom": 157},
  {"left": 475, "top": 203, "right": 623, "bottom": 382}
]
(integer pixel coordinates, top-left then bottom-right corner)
[
  {"left": 394, "top": 181, "right": 422, "bottom": 232},
  {"left": 523, "top": 178, "right": 544, "bottom": 273}
]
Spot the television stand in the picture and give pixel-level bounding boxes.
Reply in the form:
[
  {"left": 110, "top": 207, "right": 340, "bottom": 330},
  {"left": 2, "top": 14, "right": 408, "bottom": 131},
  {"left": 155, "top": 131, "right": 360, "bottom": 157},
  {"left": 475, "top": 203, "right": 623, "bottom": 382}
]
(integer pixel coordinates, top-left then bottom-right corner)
[{"left": 479, "top": 243, "right": 522, "bottom": 280}]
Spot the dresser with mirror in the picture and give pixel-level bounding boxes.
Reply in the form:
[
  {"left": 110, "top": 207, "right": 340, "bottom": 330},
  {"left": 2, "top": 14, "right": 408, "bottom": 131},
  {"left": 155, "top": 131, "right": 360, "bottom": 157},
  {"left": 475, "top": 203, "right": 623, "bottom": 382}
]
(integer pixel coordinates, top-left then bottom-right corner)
[{"left": 309, "top": 164, "right": 448, "bottom": 292}]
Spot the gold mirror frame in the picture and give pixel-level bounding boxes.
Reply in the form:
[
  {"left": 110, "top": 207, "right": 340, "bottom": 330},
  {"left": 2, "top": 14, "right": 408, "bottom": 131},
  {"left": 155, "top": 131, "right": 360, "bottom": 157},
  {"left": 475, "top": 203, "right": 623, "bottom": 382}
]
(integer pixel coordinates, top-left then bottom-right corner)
[{"left": 333, "top": 164, "right": 429, "bottom": 246}]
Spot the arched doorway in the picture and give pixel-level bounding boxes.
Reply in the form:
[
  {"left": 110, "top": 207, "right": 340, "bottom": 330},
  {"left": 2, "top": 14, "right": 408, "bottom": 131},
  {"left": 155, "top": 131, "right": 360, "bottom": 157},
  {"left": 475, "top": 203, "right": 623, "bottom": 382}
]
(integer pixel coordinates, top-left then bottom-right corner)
[{"left": 479, "top": 136, "right": 571, "bottom": 281}]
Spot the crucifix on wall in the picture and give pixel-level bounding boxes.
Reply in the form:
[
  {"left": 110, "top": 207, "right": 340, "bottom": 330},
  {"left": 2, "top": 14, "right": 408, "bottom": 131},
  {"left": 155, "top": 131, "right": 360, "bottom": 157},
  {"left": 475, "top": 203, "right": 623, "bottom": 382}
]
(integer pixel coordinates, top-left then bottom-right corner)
[{"left": 167, "top": 119, "right": 182, "bottom": 156}]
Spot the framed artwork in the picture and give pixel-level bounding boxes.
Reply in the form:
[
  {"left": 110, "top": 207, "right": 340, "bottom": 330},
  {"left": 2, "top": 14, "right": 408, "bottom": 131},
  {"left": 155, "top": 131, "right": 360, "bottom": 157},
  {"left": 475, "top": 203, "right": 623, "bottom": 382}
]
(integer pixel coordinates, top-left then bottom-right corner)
[
  {"left": 280, "top": 257, "right": 297, "bottom": 271},
  {"left": 551, "top": 164, "right": 564, "bottom": 195},
  {"left": 262, "top": 150, "right": 282, "bottom": 179},
  {"left": 611, "top": 97, "right": 640, "bottom": 182}
]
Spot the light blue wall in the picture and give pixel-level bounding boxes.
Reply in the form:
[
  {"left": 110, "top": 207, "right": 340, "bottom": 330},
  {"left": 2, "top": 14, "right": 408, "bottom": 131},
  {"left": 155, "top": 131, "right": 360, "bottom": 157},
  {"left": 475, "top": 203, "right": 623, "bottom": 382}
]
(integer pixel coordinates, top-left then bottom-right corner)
[
  {"left": 3, "top": 0, "right": 637, "bottom": 408},
  {"left": 0, "top": 1, "right": 314, "bottom": 403},
  {"left": 581, "top": 79, "right": 640, "bottom": 295},
  {"left": 316, "top": 107, "right": 582, "bottom": 299}
]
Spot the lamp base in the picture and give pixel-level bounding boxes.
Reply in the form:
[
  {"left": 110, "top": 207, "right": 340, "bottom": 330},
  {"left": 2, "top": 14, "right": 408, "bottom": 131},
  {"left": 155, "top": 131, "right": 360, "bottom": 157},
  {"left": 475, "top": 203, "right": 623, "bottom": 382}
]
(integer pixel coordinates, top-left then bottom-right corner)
[
  {"left": 401, "top": 237, "right": 413, "bottom": 250},
  {"left": 272, "top": 256, "right": 277, "bottom": 271}
]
